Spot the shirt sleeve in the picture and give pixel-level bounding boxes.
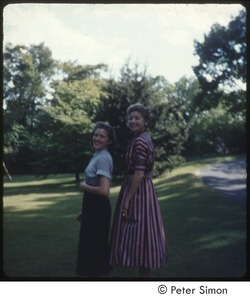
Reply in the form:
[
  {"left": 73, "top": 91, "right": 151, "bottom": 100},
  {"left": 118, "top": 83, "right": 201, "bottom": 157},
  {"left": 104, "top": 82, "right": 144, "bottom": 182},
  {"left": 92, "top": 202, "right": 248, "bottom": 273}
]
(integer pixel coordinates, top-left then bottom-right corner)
[
  {"left": 133, "top": 138, "right": 148, "bottom": 172},
  {"left": 96, "top": 156, "right": 113, "bottom": 180}
]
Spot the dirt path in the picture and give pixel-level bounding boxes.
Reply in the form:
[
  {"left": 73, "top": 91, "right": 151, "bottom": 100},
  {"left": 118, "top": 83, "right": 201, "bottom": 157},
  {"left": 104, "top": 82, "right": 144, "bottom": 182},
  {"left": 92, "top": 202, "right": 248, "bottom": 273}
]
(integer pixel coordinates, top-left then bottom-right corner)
[{"left": 199, "top": 158, "right": 247, "bottom": 202}]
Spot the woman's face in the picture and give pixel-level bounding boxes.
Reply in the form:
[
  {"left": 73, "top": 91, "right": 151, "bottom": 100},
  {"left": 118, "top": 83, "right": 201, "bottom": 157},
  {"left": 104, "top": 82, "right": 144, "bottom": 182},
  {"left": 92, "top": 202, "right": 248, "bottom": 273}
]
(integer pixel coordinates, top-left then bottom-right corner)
[
  {"left": 127, "top": 111, "right": 147, "bottom": 134},
  {"left": 92, "top": 128, "right": 111, "bottom": 151}
]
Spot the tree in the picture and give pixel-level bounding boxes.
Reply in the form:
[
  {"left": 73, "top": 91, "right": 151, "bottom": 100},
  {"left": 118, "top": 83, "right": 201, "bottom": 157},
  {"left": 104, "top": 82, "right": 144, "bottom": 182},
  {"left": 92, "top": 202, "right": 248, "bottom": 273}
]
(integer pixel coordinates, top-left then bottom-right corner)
[
  {"left": 192, "top": 9, "right": 246, "bottom": 114},
  {"left": 96, "top": 61, "right": 192, "bottom": 176},
  {"left": 150, "top": 77, "right": 199, "bottom": 174},
  {"left": 3, "top": 43, "right": 55, "bottom": 173},
  {"left": 3, "top": 43, "right": 55, "bottom": 129},
  {"left": 95, "top": 61, "right": 170, "bottom": 175},
  {"left": 37, "top": 61, "right": 108, "bottom": 180},
  {"left": 184, "top": 106, "right": 245, "bottom": 157}
]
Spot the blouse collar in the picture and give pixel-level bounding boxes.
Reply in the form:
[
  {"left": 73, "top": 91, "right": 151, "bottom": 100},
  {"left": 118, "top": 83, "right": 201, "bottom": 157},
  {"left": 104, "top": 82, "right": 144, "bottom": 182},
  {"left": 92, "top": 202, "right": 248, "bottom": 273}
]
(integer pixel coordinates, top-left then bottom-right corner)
[{"left": 94, "top": 147, "right": 108, "bottom": 155}]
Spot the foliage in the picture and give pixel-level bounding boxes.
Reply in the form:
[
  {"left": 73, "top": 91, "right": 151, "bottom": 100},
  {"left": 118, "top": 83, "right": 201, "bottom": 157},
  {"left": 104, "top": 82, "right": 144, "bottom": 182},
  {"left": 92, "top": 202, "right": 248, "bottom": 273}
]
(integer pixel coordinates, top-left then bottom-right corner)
[
  {"left": 36, "top": 61, "right": 109, "bottom": 179},
  {"left": 188, "top": 9, "right": 246, "bottom": 158},
  {"left": 3, "top": 43, "right": 55, "bottom": 127},
  {"left": 95, "top": 62, "right": 191, "bottom": 176},
  {"left": 95, "top": 61, "right": 165, "bottom": 174},
  {"left": 3, "top": 43, "right": 55, "bottom": 173},
  {"left": 193, "top": 9, "right": 246, "bottom": 114},
  {"left": 151, "top": 77, "right": 201, "bottom": 174},
  {"left": 2, "top": 10, "right": 246, "bottom": 176},
  {"left": 184, "top": 106, "right": 246, "bottom": 157}
]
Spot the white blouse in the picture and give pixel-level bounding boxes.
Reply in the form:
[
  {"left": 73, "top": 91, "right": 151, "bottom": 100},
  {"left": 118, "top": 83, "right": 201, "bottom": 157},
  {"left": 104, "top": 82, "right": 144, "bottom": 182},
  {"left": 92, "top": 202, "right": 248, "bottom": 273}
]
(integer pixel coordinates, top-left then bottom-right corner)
[{"left": 84, "top": 148, "right": 113, "bottom": 186}]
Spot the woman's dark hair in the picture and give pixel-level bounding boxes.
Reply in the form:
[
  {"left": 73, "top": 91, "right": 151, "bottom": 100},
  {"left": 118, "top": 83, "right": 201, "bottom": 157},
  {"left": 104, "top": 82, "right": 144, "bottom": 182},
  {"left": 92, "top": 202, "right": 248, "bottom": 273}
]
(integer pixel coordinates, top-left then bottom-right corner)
[
  {"left": 126, "top": 103, "right": 151, "bottom": 126},
  {"left": 91, "top": 121, "right": 116, "bottom": 155}
]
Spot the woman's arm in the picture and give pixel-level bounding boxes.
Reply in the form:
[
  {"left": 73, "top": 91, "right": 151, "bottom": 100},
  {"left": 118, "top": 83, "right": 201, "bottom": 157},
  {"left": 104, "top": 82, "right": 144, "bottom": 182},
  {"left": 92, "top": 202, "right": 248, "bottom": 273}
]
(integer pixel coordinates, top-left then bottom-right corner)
[
  {"left": 79, "top": 176, "right": 111, "bottom": 197},
  {"left": 123, "top": 170, "right": 144, "bottom": 216}
]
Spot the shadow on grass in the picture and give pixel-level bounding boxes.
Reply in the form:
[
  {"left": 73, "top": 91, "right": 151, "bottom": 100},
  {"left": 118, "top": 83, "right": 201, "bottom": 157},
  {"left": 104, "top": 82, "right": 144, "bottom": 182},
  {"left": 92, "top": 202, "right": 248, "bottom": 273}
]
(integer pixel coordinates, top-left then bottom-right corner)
[
  {"left": 3, "top": 172, "right": 247, "bottom": 279},
  {"left": 149, "top": 173, "right": 247, "bottom": 279},
  {"left": 3, "top": 180, "right": 78, "bottom": 197},
  {"left": 3, "top": 177, "right": 82, "bottom": 278}
]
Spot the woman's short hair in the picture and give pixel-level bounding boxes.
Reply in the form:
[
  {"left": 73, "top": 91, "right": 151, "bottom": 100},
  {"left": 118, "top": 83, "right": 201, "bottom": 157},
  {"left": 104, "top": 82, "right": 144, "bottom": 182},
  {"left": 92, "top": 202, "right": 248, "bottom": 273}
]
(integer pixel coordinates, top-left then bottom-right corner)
[
  {"left": 91, "top": 121, "right": 116, "bottom": 154},
  {"left": 126, "top": 103, "right": 150, "bottom": 124}
]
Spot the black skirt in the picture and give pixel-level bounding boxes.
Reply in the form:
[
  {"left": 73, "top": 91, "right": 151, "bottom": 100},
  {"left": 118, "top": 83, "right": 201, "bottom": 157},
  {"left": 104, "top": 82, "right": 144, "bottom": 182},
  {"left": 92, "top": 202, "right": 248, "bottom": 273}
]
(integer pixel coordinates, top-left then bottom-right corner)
[{"left": 76, "top": 191, "right": 112, "bottom": 277}]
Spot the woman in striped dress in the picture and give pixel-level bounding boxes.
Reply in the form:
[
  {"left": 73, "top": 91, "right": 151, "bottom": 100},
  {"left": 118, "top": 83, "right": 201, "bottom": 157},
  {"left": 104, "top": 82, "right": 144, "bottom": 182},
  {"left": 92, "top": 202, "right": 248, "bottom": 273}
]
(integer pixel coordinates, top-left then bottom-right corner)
[{"left": 109, "top": 103, "right": 167, "bottom": 277}]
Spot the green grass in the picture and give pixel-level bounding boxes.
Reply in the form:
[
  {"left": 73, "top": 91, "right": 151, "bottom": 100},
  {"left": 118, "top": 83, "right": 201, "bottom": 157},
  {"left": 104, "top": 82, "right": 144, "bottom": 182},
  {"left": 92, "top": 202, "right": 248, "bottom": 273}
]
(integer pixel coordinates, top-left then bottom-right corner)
[{"left": 2, "top": 156, "right": 246, "bottom": 279}]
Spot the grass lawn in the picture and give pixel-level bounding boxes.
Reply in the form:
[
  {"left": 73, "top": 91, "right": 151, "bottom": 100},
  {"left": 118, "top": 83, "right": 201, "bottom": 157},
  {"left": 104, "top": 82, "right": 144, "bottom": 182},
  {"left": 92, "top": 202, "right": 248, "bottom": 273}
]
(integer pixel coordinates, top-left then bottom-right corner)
[{"left": 2, "top": 156, "right": 247, "bottom": 279}]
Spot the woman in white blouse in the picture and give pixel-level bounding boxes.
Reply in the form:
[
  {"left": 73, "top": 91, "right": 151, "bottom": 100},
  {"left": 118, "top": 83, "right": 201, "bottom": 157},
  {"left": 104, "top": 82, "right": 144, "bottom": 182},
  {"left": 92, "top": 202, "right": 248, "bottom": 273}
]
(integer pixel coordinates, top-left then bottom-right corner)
[{"left": 76, "top": 121, "right": 116, "bottom": 277}]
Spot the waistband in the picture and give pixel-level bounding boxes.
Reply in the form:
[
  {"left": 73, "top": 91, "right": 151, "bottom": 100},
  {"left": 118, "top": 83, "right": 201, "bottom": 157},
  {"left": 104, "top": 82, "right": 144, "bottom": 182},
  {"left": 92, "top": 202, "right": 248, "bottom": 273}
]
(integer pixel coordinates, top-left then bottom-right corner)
[{"left": 127, "top": 170, "right": 152, "bottom": 176}]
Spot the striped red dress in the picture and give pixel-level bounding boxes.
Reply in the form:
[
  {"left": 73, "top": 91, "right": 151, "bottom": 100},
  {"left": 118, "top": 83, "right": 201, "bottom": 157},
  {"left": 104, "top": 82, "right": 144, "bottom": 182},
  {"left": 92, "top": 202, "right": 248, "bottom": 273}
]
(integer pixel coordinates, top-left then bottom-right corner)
[{"left": 109, "top": 130, "right": 167, "bottom": 268}]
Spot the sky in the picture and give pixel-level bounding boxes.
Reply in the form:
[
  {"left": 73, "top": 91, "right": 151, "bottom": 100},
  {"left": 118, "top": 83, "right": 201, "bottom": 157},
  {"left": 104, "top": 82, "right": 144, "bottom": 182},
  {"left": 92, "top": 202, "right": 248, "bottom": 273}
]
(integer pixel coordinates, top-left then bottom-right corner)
[{"left": 3, "top": 3, "right": 244, "bottom": 84}]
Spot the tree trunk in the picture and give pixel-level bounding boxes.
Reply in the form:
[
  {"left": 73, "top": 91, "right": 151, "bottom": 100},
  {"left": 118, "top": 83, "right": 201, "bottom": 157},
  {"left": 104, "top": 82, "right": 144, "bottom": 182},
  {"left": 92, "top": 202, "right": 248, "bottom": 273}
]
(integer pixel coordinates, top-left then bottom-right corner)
[{"left": 75, "top": 172, "right": 80, "bottom": 183}]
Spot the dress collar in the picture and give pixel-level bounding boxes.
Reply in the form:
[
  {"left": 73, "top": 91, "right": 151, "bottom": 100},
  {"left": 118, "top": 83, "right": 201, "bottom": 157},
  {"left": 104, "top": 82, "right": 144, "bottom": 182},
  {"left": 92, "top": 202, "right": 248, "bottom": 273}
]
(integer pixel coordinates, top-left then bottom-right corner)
[{"left": 133, "top": 128, "right": 147, "bottom": 137}]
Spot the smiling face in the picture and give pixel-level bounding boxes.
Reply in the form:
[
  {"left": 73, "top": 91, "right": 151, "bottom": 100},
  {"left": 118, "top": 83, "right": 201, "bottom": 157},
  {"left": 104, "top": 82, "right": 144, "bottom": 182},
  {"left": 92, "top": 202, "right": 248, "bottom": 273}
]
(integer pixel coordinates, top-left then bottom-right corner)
[
  {"left": 92, "top": 128, "right": 111, "bottom": 151},
  {"left": 127, "top": 110, "right": 147, "bottom": 134}
]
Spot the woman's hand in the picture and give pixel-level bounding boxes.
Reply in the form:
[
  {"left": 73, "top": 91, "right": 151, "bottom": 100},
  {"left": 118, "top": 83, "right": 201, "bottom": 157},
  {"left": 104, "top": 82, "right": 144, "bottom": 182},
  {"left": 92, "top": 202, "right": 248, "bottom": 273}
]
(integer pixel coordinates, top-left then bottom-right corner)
[
  {"left": 122, "top": 200, "right": 130, "bottom": 221},
  {"left": 121, "top": 170, "right": 144, "bottom": 221},
  {"left": 79, "top": 181, "right": 87, "bottom": 192},
  {"left": 79, "top": 178, "right": 110, "bottom": 197},
  {"left": 122, "top": 207, "right": 129, "bottom": 221}
]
